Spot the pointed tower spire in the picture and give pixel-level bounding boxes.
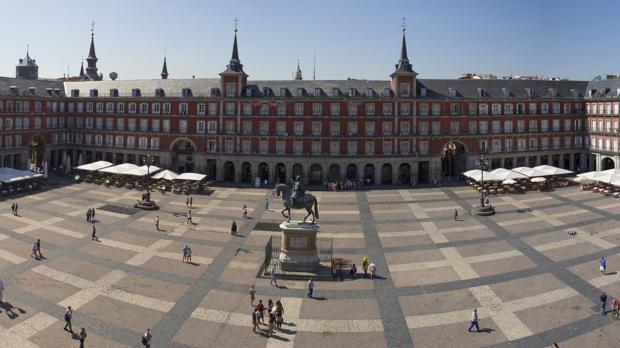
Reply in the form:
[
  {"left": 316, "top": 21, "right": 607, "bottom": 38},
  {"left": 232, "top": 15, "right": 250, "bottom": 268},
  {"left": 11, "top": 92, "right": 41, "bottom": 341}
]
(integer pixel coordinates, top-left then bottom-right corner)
[
  {"left": 294, "top": 60, "right": 303, "bottom": 80},
  {"left": 79, "top": 61, "right": 85, "bottom": 78},
  {"left": 394, "top": 19, "right": 413, "bottom": 74},
  {"left": 223, "top": 17, "right": 245, "bottom": 74},
  {"left": 161, "top": 56, "right": 169, "bottom": 79},
  {"left": 85, "top": 20, "right": 102, "bottom": 80}
]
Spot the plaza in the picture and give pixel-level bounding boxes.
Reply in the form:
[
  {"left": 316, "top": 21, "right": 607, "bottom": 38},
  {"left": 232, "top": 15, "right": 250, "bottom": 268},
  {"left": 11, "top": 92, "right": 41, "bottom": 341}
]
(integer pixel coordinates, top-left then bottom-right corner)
[{"left": 0, "top": 181, "right": 619, "bottom": 347}]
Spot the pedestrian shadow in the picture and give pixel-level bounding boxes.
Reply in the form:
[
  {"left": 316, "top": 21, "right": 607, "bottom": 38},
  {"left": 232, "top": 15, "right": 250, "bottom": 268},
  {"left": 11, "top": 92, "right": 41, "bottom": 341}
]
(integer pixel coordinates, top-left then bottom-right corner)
[
  {"left": 1, "top": 301, "right": 26, "bottom": 319},
  {"left": 268, "top": 334, "right": 291, "bottom": 342},
  {"left": 476, "top": 328, "right": 495, "bottom": 334},
  {"left": 606, "top": 271, "right": 617, "bottom": 276},
  {"left": 310, "top": 296, "right": 327, "bottom": 301},
  {"left": 274, "top": 285, "right": 289, "bottom": 290},
  {"left": 185, "top": 261, "right": 200, "bottom": 266}
]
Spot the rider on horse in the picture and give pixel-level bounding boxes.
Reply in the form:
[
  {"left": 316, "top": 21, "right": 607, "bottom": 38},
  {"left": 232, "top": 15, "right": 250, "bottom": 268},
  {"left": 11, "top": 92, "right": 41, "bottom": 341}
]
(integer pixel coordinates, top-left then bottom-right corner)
[{"left": 290, "top": 175, "right": 304, "bottom": 208}]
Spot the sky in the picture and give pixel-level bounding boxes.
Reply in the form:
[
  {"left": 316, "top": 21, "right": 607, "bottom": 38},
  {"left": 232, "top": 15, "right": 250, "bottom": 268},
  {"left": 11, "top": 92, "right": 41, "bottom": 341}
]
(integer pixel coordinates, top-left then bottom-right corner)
[{"left": 1, "top": 0, "right": 618, "bottom": 81}]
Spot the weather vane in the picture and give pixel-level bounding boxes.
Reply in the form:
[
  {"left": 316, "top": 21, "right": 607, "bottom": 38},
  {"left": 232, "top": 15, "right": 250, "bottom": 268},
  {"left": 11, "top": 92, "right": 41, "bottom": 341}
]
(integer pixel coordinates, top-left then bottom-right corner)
[
  {"left": 234, "top": 17, "right": 238, "bottom": 33},
  {"left": 91, "top": 20, "right": 95, "bottom": 36},
  {"left": 401, "top": 17, "right": 407, "bottom": 32}
]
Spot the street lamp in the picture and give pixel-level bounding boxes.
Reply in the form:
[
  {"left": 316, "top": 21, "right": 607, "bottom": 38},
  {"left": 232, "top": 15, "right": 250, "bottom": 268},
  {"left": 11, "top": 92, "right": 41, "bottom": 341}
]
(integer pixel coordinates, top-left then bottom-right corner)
[
  {"left": 143, "top": 152, "right": 154, "bottom": 193},
  {"left": 475, "top": 153, "right": 489, "bottom": 207}
]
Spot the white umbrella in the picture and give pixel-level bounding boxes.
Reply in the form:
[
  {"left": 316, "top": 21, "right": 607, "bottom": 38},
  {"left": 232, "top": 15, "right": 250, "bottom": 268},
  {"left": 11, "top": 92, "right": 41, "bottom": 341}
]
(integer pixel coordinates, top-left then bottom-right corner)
[
  {"left": 531, "top": 177, "right": 546, "bottom": 183},
  {"left": 151, "top": 169, "right": 178, "bottom": 180},
  {"left": 467, "top": 171, "right": 502, "bottom": 182},
  {"left": 462, "top": 170, "right": 481, "bottom": 178},
  {"left": 502, "top": 179, "right": 517, "bottom": 185},
  {"left": 532, "top": 165, "right": 574, "bottom": 176},
  {"left": 571, "top": 176, "right": 593, "bottom": 183},
  {"left": 489, "top": 168, "right": 529, "bottom": 180}
]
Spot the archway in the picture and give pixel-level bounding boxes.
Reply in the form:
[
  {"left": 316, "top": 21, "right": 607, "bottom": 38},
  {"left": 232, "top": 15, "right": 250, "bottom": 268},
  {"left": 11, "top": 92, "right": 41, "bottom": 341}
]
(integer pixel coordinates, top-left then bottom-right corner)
[
  {"left": 364, "top": 164, "right": 375, "bottom": 185},
  {"left": 399, "top": 163, "right": 411, "bottom": 184},
  {"left": 328, "top": 164, "right": 340, "bottom": 181},
  {"left": 441, "top": 141, "right": 466, "bottom": 178},
  {"left": 29, "top": 135, "right": 45, "bottom": 170},
  {"left": 258, "top": 162, "right": 269, "bottom": 182},
  {"left": 346, "top": 164, "right": 357, "bottom": 181},
  {"left": 381, "top": 163, "right": 393, "bottom": 185},
  {"left": 241, "top": 162, "right": 252, "bottom": 183},
  {"left": 309, "top": 164, "right": 323, "bottom": 184},
  {"left": 292, "top": 163, "right": 304, "bottom": 181},
  {"left": 275, "top": 163, "right": 286, "bottom": 183},
  {"left": 171, "top": 138, "right": 196, "bottom": 173},
  {"left": 602, "top": 157, "right": 615, "bottom": 171},
  {"left": 223, "top": 161, "right": 235, "bottom": 182}
]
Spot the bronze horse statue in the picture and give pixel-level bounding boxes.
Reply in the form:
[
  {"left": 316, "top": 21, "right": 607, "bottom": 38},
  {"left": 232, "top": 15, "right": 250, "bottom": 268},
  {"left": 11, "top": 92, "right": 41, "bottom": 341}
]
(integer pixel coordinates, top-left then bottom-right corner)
[{"left": 275, "top": 183, "right": 319, "bottom": 223}]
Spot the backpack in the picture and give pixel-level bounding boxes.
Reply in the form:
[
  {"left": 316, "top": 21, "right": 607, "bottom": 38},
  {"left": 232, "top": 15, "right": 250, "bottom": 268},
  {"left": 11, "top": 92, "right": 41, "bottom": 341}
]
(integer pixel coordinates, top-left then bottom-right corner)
[{"left": 142, "top": 335, "right": 148, "bottom": 345}]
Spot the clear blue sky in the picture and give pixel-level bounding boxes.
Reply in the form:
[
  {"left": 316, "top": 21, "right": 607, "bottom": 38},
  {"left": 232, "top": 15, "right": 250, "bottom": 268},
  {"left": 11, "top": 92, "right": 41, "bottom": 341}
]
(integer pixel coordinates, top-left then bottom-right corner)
[{"left": 1, "top": 0, "right": 617, "bottom": 81}]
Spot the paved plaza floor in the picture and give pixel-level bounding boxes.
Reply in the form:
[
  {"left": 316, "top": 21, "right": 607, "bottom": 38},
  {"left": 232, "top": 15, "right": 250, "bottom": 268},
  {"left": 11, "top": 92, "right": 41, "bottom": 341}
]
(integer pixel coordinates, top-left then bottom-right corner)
[{"left": 0, "top": 182, "right": 620, "bottom": 347}]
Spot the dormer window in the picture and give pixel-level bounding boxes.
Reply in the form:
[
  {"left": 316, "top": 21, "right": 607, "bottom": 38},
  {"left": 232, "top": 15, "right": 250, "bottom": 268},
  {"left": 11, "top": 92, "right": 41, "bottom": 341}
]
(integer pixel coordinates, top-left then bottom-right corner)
[
  {"left": 548, "top": 88, "right": 558, "bottom": 98},
  {"left": 366, "top": 88, "right": 374, "bottom": 97},
  {"left": 210, "top": 88, "right": 221, "bottom": 97},
  {"left": 262, "top": 87, "right": 273, "bottom": 97},
  {"left": 71, "top": 89, "right": 80, "bottom": 97},
  {"left": 525, "top": 88, "right": 535, "bottom": 98},
  {"left": 502, "top": 88, "right": 511, "bottom": 98},
  {"left": 28, "top": 87, "right": 36, "bottom": 96},
  {"left": 131, "top": 88, "right": 141, "bottom": 97},
  {"left": 110, "top": 89, "right": 119, "bottom": 97},
  {"left": 332, "top": 88, "right": 340, "bottom": 97},
  {"left": 280, "top": 88, "right": 287, "bottom": 97},
  {"left": 314, "top": 88, "right": 323, "bottom": 97},
  {"left": 570, "top": 89, "right": 580, "bottom": 98},
  {"left": 477, "top": 88, "right": 486, "bottom": 98},
  {"left": 349, "top": 88, "right": 357, "bottom": 97},
  {"left": 449, "top": 87, "right": 458, "bottom": 98},
  {"left": 383, "top": 87, "right": 392, "bottom": 97},
  {"left": 154, "top": 88, "right": 165, "bottom": 97},
  {"left": 46, "top": 88, "right": 53, "bottom": 96},
  {"left": 296, "top": 88, "right": 305, "bottom": 97},
  {"left": 182, "top": 88, "right": 193, "bottom": 97},
  {"left": 420, "top": 88, "right": 427, "bottom": 97},
  {"left": 89, "top": 89, "right": 98, "bottom": 97},
  {"left": 53, "top": 89, "right": 61, "bottom": 97}
]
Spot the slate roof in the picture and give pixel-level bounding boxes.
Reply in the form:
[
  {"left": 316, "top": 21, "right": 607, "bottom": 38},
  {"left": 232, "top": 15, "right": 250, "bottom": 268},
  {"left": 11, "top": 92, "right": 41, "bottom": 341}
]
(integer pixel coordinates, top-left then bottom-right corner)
[
  {"left": 0, "top": 77, "right": 64, "bottom": 97},
  {"left": 585, "top": 80, "right": 620, "bottom": 99},
  {"left": 61, "top": 78, "right": 588, "bottom": 100}
]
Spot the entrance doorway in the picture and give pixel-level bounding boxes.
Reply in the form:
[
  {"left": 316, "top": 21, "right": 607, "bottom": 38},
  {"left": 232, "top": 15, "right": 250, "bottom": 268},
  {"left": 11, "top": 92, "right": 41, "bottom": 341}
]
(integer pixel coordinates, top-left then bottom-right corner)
[
  {"left": 441, "top": 141, "right": 466, "bottom": 178},
  {"left": 172, "top": 139, "right": 195, "bottom": 172}
]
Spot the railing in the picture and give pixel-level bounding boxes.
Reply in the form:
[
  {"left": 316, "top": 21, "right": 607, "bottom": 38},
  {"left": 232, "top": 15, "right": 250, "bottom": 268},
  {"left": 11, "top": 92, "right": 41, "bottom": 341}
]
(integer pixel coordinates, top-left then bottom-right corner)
[{"left": 264, "top": 235, "right": 333, "bottom": 278}]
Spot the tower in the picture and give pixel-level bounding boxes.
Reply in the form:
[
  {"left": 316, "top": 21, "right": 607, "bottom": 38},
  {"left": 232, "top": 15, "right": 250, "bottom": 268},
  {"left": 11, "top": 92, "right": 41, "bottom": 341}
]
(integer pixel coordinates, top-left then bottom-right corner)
[
  {"left": 85, "top": 21, "right": 102, "bottom": 81},
  {"left": 161, "top": 57, "right": 169, "bottom": 79},
  {"left": 16, "top": 46, "right": 39, "bottom": 80},
  {"left": 390, "top": 18, "right": 417, "bottom": 97},
  {"left": 294, "top": 60, "right": 303, "bottom": 80},
  {"left": 219, "top": 18, "right": 248, "bottom": 97}
]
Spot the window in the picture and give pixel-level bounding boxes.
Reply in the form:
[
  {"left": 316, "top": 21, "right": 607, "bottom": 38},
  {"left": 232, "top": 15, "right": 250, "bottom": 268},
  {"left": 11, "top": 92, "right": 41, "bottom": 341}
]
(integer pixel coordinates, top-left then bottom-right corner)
[
  {"left": 504, "top": 104, "right": 513, "bottom": 115},
  {"left": 312, "top": 103, "right": 322, "bottom": 116},
  {"left": 564, "top": 103, "right": 572, "bottom": 114},
  {"left": 106, "top": 102, "right": 114, "bottom": 113},
  {"left": 277, "top": 102, "right": 286, "bottom": 116},
  {"left": 419, "top": 103, "right": 429, "bottom": 116},
  {"left": 162, "top": 119, "right": 170, "bottom": 132},
  {"left": 431, "top": 103, "right": 441, "bottom": 116},
  {"left": 399, "top": 103, "right": 410, "bottom": 116},
  {"left": 365, "top": 122, "right": 375, "bottom": 136},
  {"left": 347, "top": 141, "right": 357, "bottom": 155},
  {"left": 400, "top": 141, "right": 410, "bottom": 154},
  {"left": 225, "top": 140, "right": 234, "bottom": 153},
  {"left": 225, "top": 103, "right": 235, "bottom": 115},
  {"left": 330, "top": 103, "right": 340, "bottom": 116},
  {"left": 492, "top": 139, "right": 501, "bottom": 152},
  {"left": 492, "top": 120, "right": 501, "bottom": 134},
  {"left": 294, "top": 121, "right": 304, "bottom": 135},
  {"left": 197, "top": 121, "right": 205, "bottom": 134},
  {"left": 505, "top": 139, "right": 513, "bottom": 152},
  {"left": 504, "top": 120, "right": 513, "bottom": 133},
  {"left": 431, "top": 121, "right": 440, "bottom": 135},
  {"left": 294, "top": 103, "right": 304, "bottom": 116},
  {"left": 347, "top": 121, "right": 358, "bottom": 136},
  {"left": 383, "top": 122, "right": 393, "bottom": 135},
  {"left": 197, "top": 103, "right": 206, "bottom": 115},
  {"left": 293, "top": 141, "right": 303, "bottom": 155},
  {"left": 541, "top": 119, "right": 549, "bottom": 132},
  {"left": 479, "top": 140, "right": 488, "bottom": 152},
  {"left": 226, "top": 83, "right": 236, "bottom": 97},
  {"left": 312, "top": 141, "right": 321, "bottom": 155},
  {"left": 468, "top": 121, "right": 477, "bottom": 134},
  {"left": 242, "top": 121, "right": 252, "bottom": 135},
  {"left": 529, "top": 138, "right": 538, "bottom": 150},
  {"left": 276, "top": 141, "right": 286, "bottom": 154},
  {"left": 365, "top": 141, "right": 375, "bottom": 155},
  {"left": 225, "top": 120, "right": 235, "bottom": 134},
  {"left": 348, "top": 102, "right": 358, "bottom": 116},
  {"left": 330, "top": 122, "right": 340, "bottom": 136},
  {"left": 96, "top": 102, "right": 103, "bottom": 113},
  {"left": 383, "top": 141, "right": 392, "bottom": 155},
  {"left": 419, "top": 141, "right": 429, "bottom": 154},
  {"left": 450, "top": 103, "right": 460, "bottom": 116},
  {"left": 207, "top": 121, "right": 217, "bottom": 134},
  {"left": 552, "top": 119, "right": 560, "bottom": 132},
  {"left": 152, "top": 103, "right": 160, "bottom": 114},
  {"left": 276, "top": 121, "right": 286, "bottom": 136},
  {"left": 115, "top": 135, "right": 124, "bottom": 148},
  {"left": 260, "top": 103, "right": 270, "bottom": 116},
  {"left": 563, "top": 119, "right": 572, "bottom": 132},
  {"left": 179, "top": 103, "right": 188, "bottom": 115},
  {"left": 492, "top": 103, "right": 501, "bottom": 115},
  {"left": 365, "top": 103, "right": 375, "bottom": 116},
  {"left": 106, "top": 118, "right": 114, "bottom": 130},
  {"left": 116, "top": 118, "right": 125, "bottom": 130},
  {"left": 210, "top": 103, "right": 219, "bottom": 116},
  {"left": 259, "top": 121, "right": 269, "bottom": 135},
  {"left": 449, "top": 121, "right": 460, "bottom": 135},
  {"left": 128, "top": 103, "right": 136, "bottom": 114},
  {"left": 152, "top": 119, "right": 160, "bottom": 132},
  {"left": 529, "top": 103, "right": 537, "bottom": 114},
  {"left": 479, "top": 121, "right": 488, "bottom": 134},
  {"left": 468, "top": 103, "right": 477, "bottom": 116},
  {"left": 400, "top": 122, "right": 410, "bottom": 135},
  {"left": 312, "top": 121, "right": 322, "bottom": 135},
  {"left": 163, "top": 103, "right": 171, "bottom": 114},
  {"left": 207, "top": 140, "right": 217, "bottom": 153},
  {"left": 383, "top": 103, "right": 393, "bottom": 116},
  {"left": 141, "top": 103, "right": 149, "bottom": 114},
  {"left": 259, "top": 140, "right": 268, "bottom": 154},
  {"left": 517, "top": 120, "right": 525, "bottom": 133},
  {"left": 140, "top": 119, "right": 148, "bottom": 132},
  {"left": 479, "top": 104, "right": 488, "bottom": 115},
  {"left": 330, "top": 141, "right": 340, "bottom": 155},
  {"left": 541, "top": 103, "right": 549, "bottom": 114},
  {"left": 419, "top": 121, "right": 429, "bottom": 135},
  {"left": 400, "top": 83, "right": 410, "bottom": 97},
  {"left": 242, "top": 140, "right": 251, "bottom": 154}
]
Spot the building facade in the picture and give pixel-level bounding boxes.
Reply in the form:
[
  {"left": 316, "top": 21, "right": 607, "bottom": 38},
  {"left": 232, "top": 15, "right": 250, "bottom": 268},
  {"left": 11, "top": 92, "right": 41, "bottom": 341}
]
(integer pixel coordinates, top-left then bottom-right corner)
[{"left": 0, "top": 29, "right": 605, "bottom": 185}]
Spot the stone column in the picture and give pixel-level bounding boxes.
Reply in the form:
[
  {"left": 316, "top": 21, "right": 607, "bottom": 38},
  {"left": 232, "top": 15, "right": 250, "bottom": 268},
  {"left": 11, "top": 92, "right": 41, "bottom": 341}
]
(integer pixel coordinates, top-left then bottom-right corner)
[
  {"left": 374, "top": 164, "right": 381, "bottom": 185},
  {"left": 215, "top": 159, "right": 223, "bottom": 182}
]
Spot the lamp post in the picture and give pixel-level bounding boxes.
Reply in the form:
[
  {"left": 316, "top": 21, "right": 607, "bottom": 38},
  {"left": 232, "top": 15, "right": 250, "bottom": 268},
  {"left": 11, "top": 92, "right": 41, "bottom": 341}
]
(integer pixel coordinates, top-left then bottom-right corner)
[
  {"left": 475, "top": 153, "right": 489, "bottom": 207},
  {"left": 143, "top": 152, "right": 154, "bottom": 193}
]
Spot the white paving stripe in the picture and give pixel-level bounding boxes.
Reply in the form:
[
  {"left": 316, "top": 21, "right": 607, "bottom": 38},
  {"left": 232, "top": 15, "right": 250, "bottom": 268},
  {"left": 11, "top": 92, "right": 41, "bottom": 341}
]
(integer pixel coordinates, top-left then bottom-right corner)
[
  {"left": 3, "top": 214, "right": 84, "bottom": 239},
  {"left": 0, "top": 234, "right": 28, "bottom": 264},
  {"left": 31, "top": 265, "right": 174, "bottom": 312},
  {"left": 0, "top": 312, "right": 57, "bottom": 348},
  {"left": 379, "top": 224, "right": 486, "bottom": 238},
  {"left": 250, "top": 230, "right": 363, "bottom": 239},
  {"left": 99, "top": 238, "right": 213, "bottom": 266},
  {"left": 266, "top": 297, "right": 301, "bottom": 347}
]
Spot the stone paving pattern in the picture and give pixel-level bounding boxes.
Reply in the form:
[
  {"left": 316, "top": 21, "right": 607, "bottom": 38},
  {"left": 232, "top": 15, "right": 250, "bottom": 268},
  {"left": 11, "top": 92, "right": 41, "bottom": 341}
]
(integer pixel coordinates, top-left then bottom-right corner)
[{"left": 0, "top": 183, "right": 619, "bottom": 347}]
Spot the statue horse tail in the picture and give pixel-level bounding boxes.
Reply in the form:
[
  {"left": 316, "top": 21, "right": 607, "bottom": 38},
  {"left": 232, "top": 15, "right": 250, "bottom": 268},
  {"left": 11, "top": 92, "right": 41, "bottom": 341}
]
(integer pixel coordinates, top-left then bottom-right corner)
[{"left": 314, "top": 195, "right": 319, "bottom": 220}]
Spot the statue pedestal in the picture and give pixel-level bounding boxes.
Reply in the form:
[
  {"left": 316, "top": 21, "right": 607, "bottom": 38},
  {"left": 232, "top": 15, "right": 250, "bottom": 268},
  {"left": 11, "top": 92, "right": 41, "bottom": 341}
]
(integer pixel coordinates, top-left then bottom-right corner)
[{"left": 279, "top": 221, "right": 320, "bottom": 272}]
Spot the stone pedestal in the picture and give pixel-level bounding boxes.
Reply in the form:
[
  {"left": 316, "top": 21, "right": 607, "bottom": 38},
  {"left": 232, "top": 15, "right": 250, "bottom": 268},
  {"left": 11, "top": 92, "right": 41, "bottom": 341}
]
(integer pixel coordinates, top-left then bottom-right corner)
[{"left": 279, "top": 221, "right": 320, "bottom": 271}]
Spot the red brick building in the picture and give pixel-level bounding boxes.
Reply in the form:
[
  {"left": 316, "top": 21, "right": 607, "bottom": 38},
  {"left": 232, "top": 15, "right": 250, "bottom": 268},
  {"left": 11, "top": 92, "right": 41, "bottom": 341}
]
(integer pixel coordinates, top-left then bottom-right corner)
[{"left": 0, "top": 29, "right": 596, "bottom": 185}]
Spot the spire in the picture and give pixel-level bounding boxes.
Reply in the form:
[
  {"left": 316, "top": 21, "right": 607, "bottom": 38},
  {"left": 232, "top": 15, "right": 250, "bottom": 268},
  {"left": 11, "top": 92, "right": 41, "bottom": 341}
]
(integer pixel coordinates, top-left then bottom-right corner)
[
  {"left": 294, "top": 60, "right": 303, "bottom": 80},
  {"left": 161, "top": 56, "right": 169, "bottom": 79},
  {"left": 393, "top": 18, "right": 414, "bottom": 74},
  {"left": 222, "top": 18, "right": 246, "bottom": 74},
  {"left": 85, "top": 20, "right": 102, "bottom": 81},
  {"left": 79, "top": 61, "right": 85, "bottom": 78},
  {"left": 26, "top": 44, "right": 30, "bottom": 61}
]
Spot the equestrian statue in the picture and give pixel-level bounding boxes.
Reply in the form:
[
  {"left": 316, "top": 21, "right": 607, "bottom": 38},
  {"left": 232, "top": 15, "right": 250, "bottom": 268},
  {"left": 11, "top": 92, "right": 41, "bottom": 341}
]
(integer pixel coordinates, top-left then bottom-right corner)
[{"left": 276, "top": 176, "right": 319, "bottom": 223}]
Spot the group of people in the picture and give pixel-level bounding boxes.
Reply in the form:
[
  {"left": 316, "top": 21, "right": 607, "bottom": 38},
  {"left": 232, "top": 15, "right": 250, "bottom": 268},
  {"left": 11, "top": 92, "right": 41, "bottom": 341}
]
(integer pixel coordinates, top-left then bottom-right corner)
[
  {"left": 30, "top": 239, "right": 44, "bottom": 259},
  {"left": 324, "top": 179, "right": 363, "bottom": 192},
  {"left": 332, "top": 256, "right": 377, "bottom": 280},
  {"left": 10, "top": 201, "right": 19, "bottom": 215},
  {"left": 249, "top": 286, "right": 285, "bottom": 337},
  {"left": 86, "top": 207, "right": 96, "bottom": 222}
]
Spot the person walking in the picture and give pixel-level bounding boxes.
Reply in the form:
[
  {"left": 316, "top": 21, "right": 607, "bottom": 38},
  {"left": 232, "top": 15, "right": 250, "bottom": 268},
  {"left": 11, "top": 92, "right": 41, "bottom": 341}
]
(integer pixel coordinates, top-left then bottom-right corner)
[
  {"left": 187, "top": 210, "right": 192, "bottom": 224},
  {"left": 252, "top": 308, "right": 259, "bottom": 333},
  {"left": 182, "top": 245, "right": 191, "bottom": 263},
  {"left": 265, "top": 198, "right": 269, "bottom": 211},
  {"left": 307, "top": 278, "right": 315, "bottom": 298},
  {"left": 350, "top": 263, "right": 357, "bottom": 279},
  {"left": 270, "top": 265, "right": 278, "bottom": 287},
  {"left": 454, "top": 209, "right": 458, "bottom": 221},
  {"left": 186, "top": 197, "right": 189, "bottom": 208},
  {"left": 86, "top": 209, "right": 90, "bottom": 222},
  {"left": 11, "top": 202, "right": 15, "bottom": 215},
  {"left": 369, "top": 261, "right": 377, "bottom": 279},
  {"left": 243, "top": 204, "right": 248, "bottom": 219},
  {"left": 468, "top": 309, "right": 480, "bottom": 332},
  {"left": 249, "top": 285, "right": 256, "bottom": 306},
  {"left": 256, "top": 299, "right": 265, "bottom": 325},
  {"left": 63, "top": 306, "right": 73, "bottom": 333},
  {"left": 14, "top": 202, "right": 19, "bottom": 216},
  {"left": 600, "top": 257, "right": 607, "bottom": 275},
  {"left": 155, "top": 215, "right": 160, "bottom": 231},
  {"left": 36, "top": 239, "right": 43, "bottom": 258},
  {"left": 189, "top": 196, "right": 193, "bottom": 208},
  {"left": 601, "top": 292, "right": 608, "bottom": 315},
  {"left": 0, "top": 277, "right": 4, "bottom": 304},
  {"left": 91, "top": 225, "right": 97, "bottom": 241},
  {"left": 78, "top": 328, "right": 87, "bottom": 348},
  {"left": 362, "top": 256, "right": 369, "bottom": 278},
  {"left": 231, "top": 221, "right": 238, "bottom": 236},
  {"left": 141, "top": 328, "right": 152, "bottom": 348},
  {"left": 30, "top": 241, "right": 38, "bottom": 259}
]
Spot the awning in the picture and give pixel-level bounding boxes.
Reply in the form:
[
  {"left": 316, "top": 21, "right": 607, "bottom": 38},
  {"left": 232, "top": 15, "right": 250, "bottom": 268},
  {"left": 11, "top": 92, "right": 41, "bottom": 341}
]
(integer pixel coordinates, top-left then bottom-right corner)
[
  {"left": 175, "top": 173, "right": 206, "bottom": 181},
  {"left": 466, "top": 171, "right": 502, "bottom": 182},
  {"left": 98, "top": 163, "right": 139, "bottom": 174},
  {"left": 76, "top": 161, "right": 113, "bottom": 172},
  {"left": 489, "top": 168, "right": 529, "bottom": 180},
  {"left": 151, "top": 170, "right": 179, "bottom": 180},
  {"left": 0, "top": 167, "right": 44, "bottom": 183},
  {"left": 124, "top": 165, "right": 162, "bottom": 177}
]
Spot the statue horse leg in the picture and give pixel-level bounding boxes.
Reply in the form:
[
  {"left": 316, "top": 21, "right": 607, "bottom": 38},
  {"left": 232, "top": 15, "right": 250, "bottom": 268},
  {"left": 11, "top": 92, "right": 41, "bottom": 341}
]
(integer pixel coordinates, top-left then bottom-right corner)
[
  {"left": 303, "top": 207, "right": 311, "bottom": 222},
  {"left": 281, "top": 207, "right": 289, "bottom": 220}
]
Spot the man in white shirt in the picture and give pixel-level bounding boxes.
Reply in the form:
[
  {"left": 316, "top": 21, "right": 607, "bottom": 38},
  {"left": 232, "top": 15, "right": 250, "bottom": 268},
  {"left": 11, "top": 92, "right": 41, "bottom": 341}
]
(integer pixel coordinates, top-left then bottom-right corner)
[
  {"left": 468, "top": 308, "right": 480, "bottom": 332},
  {"left": 307, "top": 278, "right": 315, "bottom": 298}
]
